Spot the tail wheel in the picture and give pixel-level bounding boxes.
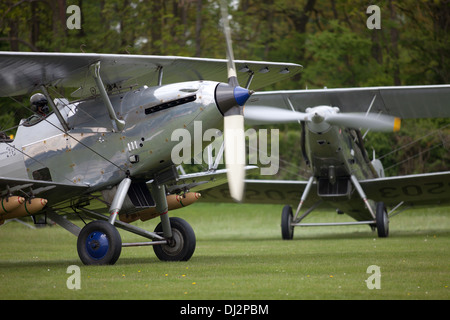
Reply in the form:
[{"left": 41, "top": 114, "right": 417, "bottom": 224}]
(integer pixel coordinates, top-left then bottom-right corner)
[
  {"left": 376, "top": 202, "right": 389, "bottom": 238},
  {"left": 153, "top": 217, "right": 196, "bottom": 261},
  {"left": 77, "top": 220, "right": 122, "bottom": 265},
  {"left": 281, "top": 205, "right": 294, "bottom": 240}
]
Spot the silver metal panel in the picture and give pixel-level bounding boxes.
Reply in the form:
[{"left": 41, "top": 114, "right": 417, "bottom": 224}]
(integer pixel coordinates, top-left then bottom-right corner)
[{"left": 7, "top": 80, "right": 226, "bottom": 194}]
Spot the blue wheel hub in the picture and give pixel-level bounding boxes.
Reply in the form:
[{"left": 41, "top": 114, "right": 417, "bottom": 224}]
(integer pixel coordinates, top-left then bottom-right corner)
[{"left": 86, "top": 231, "right": 109, "bottom": 260}]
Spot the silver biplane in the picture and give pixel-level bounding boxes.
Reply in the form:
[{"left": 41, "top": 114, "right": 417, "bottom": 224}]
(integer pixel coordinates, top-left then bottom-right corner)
[
  {"left": 0, "top": 5, "right": 302, "bottom": 264},
  {"left": 200, "top": 85, "right": 450, "bottom": 238}
]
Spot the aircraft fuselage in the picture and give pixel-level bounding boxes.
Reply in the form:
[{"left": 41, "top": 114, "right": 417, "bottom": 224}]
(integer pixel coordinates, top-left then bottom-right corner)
[
  {"left": 0, "top": 81, "right": 224, "bottom": 191},
  {"left": 302, "top": 106, "right": 382, "bottom": 219}
]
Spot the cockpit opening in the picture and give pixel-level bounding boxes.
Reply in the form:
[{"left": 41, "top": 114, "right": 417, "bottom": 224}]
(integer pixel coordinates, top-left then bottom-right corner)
[
  {"left": 23, "top": 93, "right": 51, "bottom": 127},
  {"left": 0, "top": 132, "right": 13, "bottom": 143}
]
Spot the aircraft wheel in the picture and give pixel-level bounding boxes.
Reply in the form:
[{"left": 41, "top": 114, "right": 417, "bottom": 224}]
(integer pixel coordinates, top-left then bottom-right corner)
[
  {"left": 77, "top": 220, "right": 122, "bottom": 265},
  {"left": 376, "top": 202, "right": 389, "bottom": 238},
  {"left": 281, "top": 205, "right": 294, "bottom": 240},
  {"left": 153, "top": 217, "right": 196, "bottom": 261}
]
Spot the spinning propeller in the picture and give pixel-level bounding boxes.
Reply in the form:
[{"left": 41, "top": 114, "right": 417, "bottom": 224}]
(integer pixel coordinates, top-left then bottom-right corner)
[
  {"left": 244, "top": 106, "right": 401, "bottom": 132},
  {"left": 214, "top": 1, "right": 254, "bottom": 202}
]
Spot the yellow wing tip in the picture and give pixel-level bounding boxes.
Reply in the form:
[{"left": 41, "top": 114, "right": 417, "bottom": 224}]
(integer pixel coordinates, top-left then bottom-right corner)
[{"left": 393, "top": 118, "right": 401, "bottom": 132}]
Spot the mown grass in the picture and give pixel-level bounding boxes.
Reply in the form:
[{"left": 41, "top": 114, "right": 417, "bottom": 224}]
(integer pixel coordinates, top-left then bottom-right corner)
[{"left": 0, "top": 202, "right": 449, "bottom": 300}]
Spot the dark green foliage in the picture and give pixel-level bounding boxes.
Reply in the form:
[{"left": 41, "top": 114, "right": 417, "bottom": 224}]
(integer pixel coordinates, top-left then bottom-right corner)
[{"left": 0, "top": 0, "right": 448, "bottom": 176}]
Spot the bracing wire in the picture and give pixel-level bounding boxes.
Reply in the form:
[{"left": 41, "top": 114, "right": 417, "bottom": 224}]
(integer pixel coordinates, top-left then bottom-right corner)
[
  {"left": 378, "top": 123, "right": 449, "bottom": 173},
  {"left": 5, "top": 94, "right": 127, "bottom": 178},
  {"left": 378, "top": 123, "right": 450, "bottom": 161},
  {"left": 384, "top": 143, "right": 445, "bottom": 172}
]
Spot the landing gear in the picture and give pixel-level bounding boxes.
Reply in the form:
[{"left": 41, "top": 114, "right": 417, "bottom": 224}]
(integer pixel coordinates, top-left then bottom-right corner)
[
  {"left": 153, "top": 217, "right": 196, "bottom": 261},
  {"left": 376, "top": 202, "right": 389, "bottom": 238},
  {"left": 71, "top": 178, "right": 197, "bottom": 265},
  {"left": 278, "top": 175, "right": 392, "bottom": 239},
  {"left": 280, "top": 176, "right": 316, "bottom": 240},
  {"left": 76, "top": 177, "right": 129, "bottom": 265},
  {"left": 281, "top": 205, "right": 294, "bottom": 240},
  {"left": 77, "top": 220, "right": 122, "bottom": 265}
]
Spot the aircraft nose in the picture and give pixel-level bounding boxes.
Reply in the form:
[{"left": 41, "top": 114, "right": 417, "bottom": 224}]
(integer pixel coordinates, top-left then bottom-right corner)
[
  {"left": 215, "top": 83, "right": 253, "bottom": 116},
  {"left": 234, "top": 86, "right": 253, "bottom": 106}
]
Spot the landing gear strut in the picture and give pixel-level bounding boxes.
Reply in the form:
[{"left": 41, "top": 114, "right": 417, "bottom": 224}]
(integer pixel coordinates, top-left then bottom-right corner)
[{"left": 150, "top": 181, "right": 196, "bottom": 261}]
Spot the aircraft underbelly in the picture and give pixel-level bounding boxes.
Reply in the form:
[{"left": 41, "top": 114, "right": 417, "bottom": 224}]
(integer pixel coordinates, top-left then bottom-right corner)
[{"left": 313, "top": 156, "right": 348, "bottom": 177}]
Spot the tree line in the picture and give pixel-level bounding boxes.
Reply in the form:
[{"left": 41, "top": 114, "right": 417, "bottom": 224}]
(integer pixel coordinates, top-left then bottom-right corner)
[{"left": 0, "top": 0, "right": 448, "bottom": 178}]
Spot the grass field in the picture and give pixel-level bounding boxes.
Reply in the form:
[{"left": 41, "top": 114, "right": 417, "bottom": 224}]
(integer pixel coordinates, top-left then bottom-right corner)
[{"left": 0, "top": 202, "right": 449, "bottom": 300}]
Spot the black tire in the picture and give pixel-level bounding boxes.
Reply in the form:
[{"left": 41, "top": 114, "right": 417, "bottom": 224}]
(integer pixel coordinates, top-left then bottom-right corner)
[
  {"left": 77, "top": 220, "right": 122, "bottom": 265},
  {"left": 376, "top": 202, "right": 389, "bottom": 238},
  {"left": 281, "top": 205, "right": 294, "bottom": 240},
  {"left": 153, "top": 217, "right": 196, "bottom": 261}
]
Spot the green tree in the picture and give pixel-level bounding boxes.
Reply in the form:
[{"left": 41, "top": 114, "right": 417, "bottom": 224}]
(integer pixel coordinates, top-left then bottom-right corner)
[{"left": 0, "top": 0, "right": 448, "bottom": 176}]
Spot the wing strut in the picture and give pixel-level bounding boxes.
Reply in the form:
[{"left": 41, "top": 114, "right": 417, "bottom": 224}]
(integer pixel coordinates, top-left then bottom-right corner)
[
  {"left": 90, "top": 61, "right": 126, "bottom": 132},
  {"left": 108, "top": 177, "right": 132, "bottom": 225},
  {"left": 40, "top": 85, "right": 69, "bottom": 132},
  {"left": 149, "top": 181, "right": 172, "bottom": 239},
  {"left": 350, "top": 175, "right": 376, "bottom": 219},
  {"left": 157, "top": 66, "right": 164, "bottom": 86}
]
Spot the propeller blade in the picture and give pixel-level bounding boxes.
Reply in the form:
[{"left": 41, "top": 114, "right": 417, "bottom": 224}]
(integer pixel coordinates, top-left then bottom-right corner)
[
  {"left": 218, "top": 0, "right": 251, "bottom": 202},
  {"left": 220, "top": 0, "right": 238, "bottom": 86},
  {"left": 325, "top": 113, "right": 401, "bottom": 132},
  {"left": 244, "top": 106, "right": 401, "bottom": 132},
  {"left": 224, "top": 115, "right": 245, "bottom": 202},
  {"left": 244, "top": 106, "right": 309, "bottom": 124}
]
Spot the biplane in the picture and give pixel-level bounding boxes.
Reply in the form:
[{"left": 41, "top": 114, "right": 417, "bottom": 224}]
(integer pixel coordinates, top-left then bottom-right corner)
[
  {"left": 199, "top": 85, "right": 450, "bottom": 238},
  {"left": 0, "top": 4, "right": 303, "bottom": 264}
]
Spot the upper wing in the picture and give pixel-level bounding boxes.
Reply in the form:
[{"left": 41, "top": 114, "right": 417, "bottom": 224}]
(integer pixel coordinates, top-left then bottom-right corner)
[
  {"left": 360, "top": 171, "right": 450, "bottom": 207},
  {"left": 0, "top": 176, "right": 89, "bottom": 206},
  {"left": 0, "top": 51, "right": 302, "bottom": 98},
  {"left": 246, "top": 85, "right": 450, "bottom": 118}
]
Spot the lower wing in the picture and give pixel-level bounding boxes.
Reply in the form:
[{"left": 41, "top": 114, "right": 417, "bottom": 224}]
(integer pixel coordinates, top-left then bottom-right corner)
[
  {"left": 0, "top": 176, "right": 89, "bottom": 223},
  {"left": 199, "top": 171, "right": 450, "bottom": 211},
  {"left": 0, "top": 177, "right": 89, "bottom": 205},
  {"left": 199, "top": 179, "right": 322, "bottom": 207},
  {"left": 360, "top": 171, "right": 450, "bottom": 207}
]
